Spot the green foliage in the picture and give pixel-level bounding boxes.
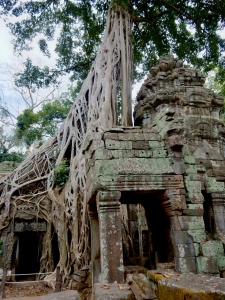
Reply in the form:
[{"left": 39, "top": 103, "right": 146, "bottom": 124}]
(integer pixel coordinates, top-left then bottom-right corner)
[
  {"left": 14, "top": 58, "right": 58, "bottom": 92},
  {"left": 0, "top": 146, "right": 25, "bottom": 163},
  {"left": 51, "top": 158, "right": 70, "bottom": 186},
  {"left": 16, "top": 96, "right": 73, "bottom": 147},
  {"left": 0, "top": 239, "right": 3, "bottom": 255},
  {"left": 1, "top": 0, "right": 225, "bottom": 85}
]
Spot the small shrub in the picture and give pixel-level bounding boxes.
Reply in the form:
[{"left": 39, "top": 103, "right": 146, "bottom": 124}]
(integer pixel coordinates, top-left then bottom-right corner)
[{"left": 51, "top": 159, "right": 70, "bottom": 186}]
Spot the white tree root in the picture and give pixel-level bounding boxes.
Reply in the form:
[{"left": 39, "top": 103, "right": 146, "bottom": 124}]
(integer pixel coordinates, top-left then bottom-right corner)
[{"left": 0, "top": 1, "right": 132, "bottom": 277}]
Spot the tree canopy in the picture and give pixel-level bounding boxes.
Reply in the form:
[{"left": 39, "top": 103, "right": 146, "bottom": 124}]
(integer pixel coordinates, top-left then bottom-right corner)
[
  {"left": 16, "top": 96, "right": 73, "bottom": 147},
  {"left": 1, "top": 0, "right": 225, "bottom": 87}
]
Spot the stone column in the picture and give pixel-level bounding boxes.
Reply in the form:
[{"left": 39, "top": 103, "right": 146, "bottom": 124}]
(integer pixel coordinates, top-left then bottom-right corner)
[
  {"left": 160, "top": 189, "right": 197, "bottom": 273},
  {"left": 211, "top": 195, "right": 225, "bottom": 235},
  {"left": 97, "top": 190, "right": 124, "bottom": 284},
  {"left": 88, "top": 204, "right": 101, "bottom": 286}
]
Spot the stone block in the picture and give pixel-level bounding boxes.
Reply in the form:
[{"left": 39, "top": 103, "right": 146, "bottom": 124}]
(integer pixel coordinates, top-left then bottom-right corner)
[
  {"left": 175, "top": 257, "right": 196, "bottom": 273},
  {"left": 201, "top": 240, "right": 224, "bottom": 257},
  {"left": 118, "top": 132, "right": 143, "bottom": 141},
  {"left": 174, "top": 243, "right": 195, "bottom": 258},
  {"left": 134, "top": 150, "right": 153, "bottom": 158},
  {"left": 94, "top": 149, "right": 111, "bottom": 160},
  {"left": 185, "top": 174, "right": 203, "bottom": 182},
  {"left": 178, "top": 216, "right": 205, "bottom": 230},
  {"left": 185, "top": 180, "right": 202, "bottom": 195},
  {"left": 182, "top": 144, "right": 190, "bottom": 156},
  {"left": 133, "top": 132, "right": 146, "bottom": 141},
  {"left": 95, "top": 158, "right": 174, "bottom": 176},
  {"left": 170, "top": 158, "right": 185, "bottom": 175},
  {"left": 103, "top": 132, "right": 118, "bottom": 140},
  {"left": 105, "top": 140, "right": 132, "bottom": 150},
  {"left": 132, "top": 141, "right": 149, "bottom": 149},
  {"left": 152, "top": 149, "right": 167, "bottom": 158},
  {"left": 144, "top": 133, "right": 161, "bottom": 141},
  {"left": 93, "top": 283, "right": 135, "bottom": 300},
  {"left": 104, "top": 128, "right": 124, "bottom": 133},
  {"left": 185, "top": 165, "right": 198, "bottom": 174},
  {"left": 211, "top": 193, "right": 225, "bottom": 199},
  {"left": 170, "top": 216, "right": 181, "bottom": 231},
  {"left": 183, "top": 208, "right": 204, "bottom": 216},
  {"left": 193, "top": 243, "right": 200, "bottom": 256},
  {"left": 205, "top": 177, "right": 225, "bottom": 193},
  {"left": 171, "top": 231, "right": 193, "bottom": 244},
  {"left": 183, "top": 155, "right": 195, "bottom": 164},
  {"left": 127, "top": 274, "right": 157, "bottom": 300},
  {"left": 188, "top": 193, "right": 204, "bottom": 204},
  {"left": 213, "top": 205, "right": 225, "bottom": 232},
  {"left": 187, "top": 230, "right": 207, "bottom": 243},
  {"left": 217, "top": 256, "right": 225, "bottom": 271},
  {"left": 196, "top": 256, "right": 219, "bottom": 274},
  {"left": 186, "top": 204, "right": 203, "bottom": 210},
  {"left": 149, "top": 141, "right": 164, "bottom": 148},
  {"left": 41, "top": 291, "right": 80, "bottom": 300},
  {"left": 82, "top": 133, "right": 103, "bottom": 152},
  {"left": 88, "top": 140, "right": 105, "bottom": 158}
]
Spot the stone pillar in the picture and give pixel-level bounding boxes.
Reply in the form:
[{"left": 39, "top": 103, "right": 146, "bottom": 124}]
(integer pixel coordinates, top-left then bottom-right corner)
[
  {"left": 88, "top": 204, "right": 101, "bottom": 286},
  {"left": 97, "top": 191, "right": 124, "bottom": 284},
  {"left": 211, "top": 195, "right": 225, "bottom": 235},
  {"left": 160, "top": 188, "right": 197, "bottom": 273}
]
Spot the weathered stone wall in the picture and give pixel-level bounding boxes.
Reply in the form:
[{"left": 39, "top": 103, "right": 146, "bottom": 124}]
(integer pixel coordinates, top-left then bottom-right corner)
[{"left": 84, "top": 55, "right": 225, "bottom": 284}]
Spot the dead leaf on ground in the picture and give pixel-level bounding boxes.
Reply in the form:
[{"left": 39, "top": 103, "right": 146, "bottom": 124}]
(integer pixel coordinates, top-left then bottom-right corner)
[
  {"left": 102, "top": 284, "right": 110, "bottom": 290},
  {"left": 118, "top": 284, "right": 131, "bottom": 290}
]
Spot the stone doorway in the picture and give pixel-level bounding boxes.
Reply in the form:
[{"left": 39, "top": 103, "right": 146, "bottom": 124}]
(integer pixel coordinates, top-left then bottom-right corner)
[
  {"left": 12, "top": 232, "right": 43, "bottom": 281},
  {"left": 121, "top": 192, "right": 174, "bottom": 270}
]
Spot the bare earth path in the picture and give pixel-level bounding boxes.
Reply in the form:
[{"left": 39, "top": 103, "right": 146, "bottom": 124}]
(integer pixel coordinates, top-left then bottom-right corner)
[{"left": 5, "top": 297, "right": 41, "bottom": 300}]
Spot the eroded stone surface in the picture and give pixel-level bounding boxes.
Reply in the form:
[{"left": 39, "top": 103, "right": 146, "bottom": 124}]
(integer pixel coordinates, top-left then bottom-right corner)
[
  {"left": 93, "top": 283, "right": 135, "bottom": 300},
  {"left": 41, "top": 291, "right": 80, "bottom": 300},
  {"left": 85, "top": 55, "right": 225, "bottom": 287},
  {"left": 148, "top": 271, "right": 225, "bottom": 300}
]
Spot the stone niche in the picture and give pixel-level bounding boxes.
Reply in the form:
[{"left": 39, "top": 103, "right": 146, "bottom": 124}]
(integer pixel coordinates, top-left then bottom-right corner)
[{"left": 84, "top": 55, "right": 225, "bottom": 285}]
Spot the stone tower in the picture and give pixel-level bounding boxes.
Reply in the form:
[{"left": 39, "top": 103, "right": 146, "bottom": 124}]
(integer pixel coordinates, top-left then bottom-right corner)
[{"left": 134, "top": 55, "right": 225, "bottom": 275}]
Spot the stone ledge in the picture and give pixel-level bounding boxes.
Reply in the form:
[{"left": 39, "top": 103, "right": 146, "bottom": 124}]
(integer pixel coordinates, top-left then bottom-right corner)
[{"left": 148, "top": 270, "right": 225, "bottom": 300}]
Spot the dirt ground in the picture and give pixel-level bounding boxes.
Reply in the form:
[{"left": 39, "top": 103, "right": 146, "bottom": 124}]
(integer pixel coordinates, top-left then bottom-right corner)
[
  {"left": 5, "top": 284, "right": 53, "bottom": 298},
  {"left": 4, "top": 284, "right": 92, "bottom": 299}
]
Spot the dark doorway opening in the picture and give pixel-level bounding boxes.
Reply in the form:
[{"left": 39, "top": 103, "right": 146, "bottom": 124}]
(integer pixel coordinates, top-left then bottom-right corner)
[
  {"left": 51, "top": 226, "right": 60, "bottom": 269},
  {"left": 202, "top": 191, "right": 215, "bottom": 236},
  {"left": 143, "top": 194, "right": 173, "bottom": 269},
  {"left": 15, "top": 232, "right": 42, "bottom": 281},
  {"left": 120, "top": 192, "right": 174, "bottom": 270}
]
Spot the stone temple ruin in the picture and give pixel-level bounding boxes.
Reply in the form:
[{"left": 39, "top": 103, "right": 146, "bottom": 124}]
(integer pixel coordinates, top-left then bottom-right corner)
[
  {"left": 0, "top": 18, "right": 225, "bottom": 300},
  {"left": 84, "top": 55, "right": 225, "bottom": 294}
]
